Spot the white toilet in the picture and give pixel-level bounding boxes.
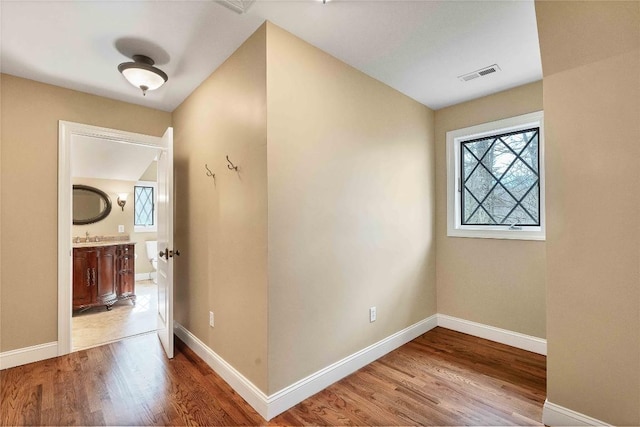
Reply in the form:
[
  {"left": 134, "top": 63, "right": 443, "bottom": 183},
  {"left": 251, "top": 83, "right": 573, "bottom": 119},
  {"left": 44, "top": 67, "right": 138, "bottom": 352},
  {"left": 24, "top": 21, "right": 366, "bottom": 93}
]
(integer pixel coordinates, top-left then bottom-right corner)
[{"left": 145, "top": 240, "right": 158, "bottom": 282}]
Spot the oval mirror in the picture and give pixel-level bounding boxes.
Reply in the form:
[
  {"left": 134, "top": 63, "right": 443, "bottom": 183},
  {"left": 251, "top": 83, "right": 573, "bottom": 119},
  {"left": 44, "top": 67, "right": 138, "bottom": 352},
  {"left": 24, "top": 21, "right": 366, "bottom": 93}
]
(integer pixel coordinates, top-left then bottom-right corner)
[{"left": 72, "top": 185, "right": 112, "bottom": 225}]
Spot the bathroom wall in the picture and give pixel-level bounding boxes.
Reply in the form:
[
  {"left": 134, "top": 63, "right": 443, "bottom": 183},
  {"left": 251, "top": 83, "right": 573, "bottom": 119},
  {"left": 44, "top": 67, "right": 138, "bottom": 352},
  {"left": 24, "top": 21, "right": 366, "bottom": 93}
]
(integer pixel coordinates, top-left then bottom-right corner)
[
  {"left": 139, "top": 160, "right": 157, "bottom": 182},
  {"left": 0, "top": 74, "right": 171, "bottom": 352},
  {"left": 72, "top": 177, "right": 157, "bottom": 276}
]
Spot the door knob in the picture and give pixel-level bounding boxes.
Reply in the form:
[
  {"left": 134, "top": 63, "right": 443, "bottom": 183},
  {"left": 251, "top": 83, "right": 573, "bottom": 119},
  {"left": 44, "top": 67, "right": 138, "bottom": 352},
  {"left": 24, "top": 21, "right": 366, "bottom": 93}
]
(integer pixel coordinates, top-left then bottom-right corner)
[{"left": 160, "top": 249, "right": 180, "bottom": 259}]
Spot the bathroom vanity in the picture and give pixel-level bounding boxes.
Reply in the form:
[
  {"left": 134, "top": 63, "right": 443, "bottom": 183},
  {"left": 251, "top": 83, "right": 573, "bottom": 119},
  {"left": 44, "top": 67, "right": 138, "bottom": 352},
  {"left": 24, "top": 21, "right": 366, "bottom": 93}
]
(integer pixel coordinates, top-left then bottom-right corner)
[{"left": 72, "top": 242, "right": 136, "bottom": 311}]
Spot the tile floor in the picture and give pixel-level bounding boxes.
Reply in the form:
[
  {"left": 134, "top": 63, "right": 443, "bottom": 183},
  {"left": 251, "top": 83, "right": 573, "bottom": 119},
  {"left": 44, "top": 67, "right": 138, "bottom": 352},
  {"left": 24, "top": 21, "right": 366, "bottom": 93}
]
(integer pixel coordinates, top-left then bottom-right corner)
[{"left": 72, "top": 280, "right": 158, "bottom": 351}]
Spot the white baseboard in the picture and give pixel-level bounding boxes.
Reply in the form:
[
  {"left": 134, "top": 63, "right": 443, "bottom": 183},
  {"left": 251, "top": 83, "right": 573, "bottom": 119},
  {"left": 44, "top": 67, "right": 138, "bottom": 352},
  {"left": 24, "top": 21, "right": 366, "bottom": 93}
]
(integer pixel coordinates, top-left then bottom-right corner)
[
  {"left": 543, "top": 399, "right": 612, "bottom": 426},
  {"left": 173, "top": 322, "right": 270, "bottom": 418},
  {"left": 437, "top": 314, "right": 547, "bottom": 355},
  {"left": 174, "top": 314, "right": 438, "bottom": 420},
  {"left": 135, "top": 272, "right": 152, "bottom": 281},
  {"left": 266, "top": 314, "right": 438, "bottom": 419},
  {"left": 0, "top": 341, "right": 58, "bottom": 370}
]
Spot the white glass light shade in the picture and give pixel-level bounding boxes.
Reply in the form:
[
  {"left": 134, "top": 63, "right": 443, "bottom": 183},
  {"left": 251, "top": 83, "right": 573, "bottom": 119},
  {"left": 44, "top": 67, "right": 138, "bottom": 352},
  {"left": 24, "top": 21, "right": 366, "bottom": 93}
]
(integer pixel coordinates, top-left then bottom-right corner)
[
  {"left": 121, "top": 68, "right": 166, "bottom": 91},
  {"left": 118, "top": 193, "right": 128, "bottom": 202},
  {"left": 118, "top": 55, "right": 168, "bottom": 95}
]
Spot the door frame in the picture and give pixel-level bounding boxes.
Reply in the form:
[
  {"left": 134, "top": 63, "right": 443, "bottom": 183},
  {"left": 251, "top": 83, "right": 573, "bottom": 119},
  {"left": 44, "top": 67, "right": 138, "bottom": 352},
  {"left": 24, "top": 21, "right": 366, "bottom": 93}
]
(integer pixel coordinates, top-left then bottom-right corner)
[{"left": 57, "top": 121, "right": 163, "bottom": 356}]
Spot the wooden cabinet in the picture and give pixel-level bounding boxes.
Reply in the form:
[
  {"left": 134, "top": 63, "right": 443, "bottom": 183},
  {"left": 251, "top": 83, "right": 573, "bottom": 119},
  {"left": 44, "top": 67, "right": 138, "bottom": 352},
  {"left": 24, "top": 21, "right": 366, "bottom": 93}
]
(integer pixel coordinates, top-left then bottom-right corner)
[
  {"left": 73, "top": 243, "right": 136, "bottom": 311},
  {"left": 72, "top": 248, "right": 98, "bottom": 308},
  {"left": 97, "top": 246, "right": 117, "bottom": 303},
  {"left": 117, "top": 244, "right": 136, "bottom": 303}
]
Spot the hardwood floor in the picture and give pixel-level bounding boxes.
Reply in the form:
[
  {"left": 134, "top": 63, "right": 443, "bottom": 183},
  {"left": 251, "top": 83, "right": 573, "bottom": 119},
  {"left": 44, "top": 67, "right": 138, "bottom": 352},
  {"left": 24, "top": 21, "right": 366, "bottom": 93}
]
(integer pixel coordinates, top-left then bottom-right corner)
[
  {"left": 273, "top": 328, "right": 545, "bottom": 426},
  {"left": 0, "top": 327, "right": 545, "bottom": 426}
]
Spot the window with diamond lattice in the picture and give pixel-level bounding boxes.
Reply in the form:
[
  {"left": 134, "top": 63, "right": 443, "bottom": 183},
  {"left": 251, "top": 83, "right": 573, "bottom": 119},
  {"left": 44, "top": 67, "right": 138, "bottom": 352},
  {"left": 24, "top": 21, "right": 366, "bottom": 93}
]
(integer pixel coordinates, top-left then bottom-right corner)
[
  {"left": 134, "top": 186, "right": 154, "bottom": 227},
  {"left": 446, "top": 111, "right": 544, "bottom": 240},
  {"left": 461, "top": 128, "right": 539, "bottom": 226}
]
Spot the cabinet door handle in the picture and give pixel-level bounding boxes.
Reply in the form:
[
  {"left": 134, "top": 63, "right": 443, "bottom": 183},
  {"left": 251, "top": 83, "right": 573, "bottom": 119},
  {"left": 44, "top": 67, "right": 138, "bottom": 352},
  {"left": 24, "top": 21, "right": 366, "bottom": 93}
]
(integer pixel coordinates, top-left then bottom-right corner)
[
  {"left": 91, "top": 268, "right": 97, "bottom": 286},
  {"left": 86, "top": 269, "right": 91, "bottom": 287}
]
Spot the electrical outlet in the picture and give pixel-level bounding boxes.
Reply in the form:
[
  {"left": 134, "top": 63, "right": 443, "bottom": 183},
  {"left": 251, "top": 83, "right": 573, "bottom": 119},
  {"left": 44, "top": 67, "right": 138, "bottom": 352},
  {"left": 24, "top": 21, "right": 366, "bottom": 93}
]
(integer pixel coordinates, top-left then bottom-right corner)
[
  {"left": 209, "top": 311, "right": 215, "bottom": 327},
  {"left": 369, "top": 306, "right": 377, "bottom": 323},
  {"left": 118, "top": 225, "right": 125, "bottom": 233}
]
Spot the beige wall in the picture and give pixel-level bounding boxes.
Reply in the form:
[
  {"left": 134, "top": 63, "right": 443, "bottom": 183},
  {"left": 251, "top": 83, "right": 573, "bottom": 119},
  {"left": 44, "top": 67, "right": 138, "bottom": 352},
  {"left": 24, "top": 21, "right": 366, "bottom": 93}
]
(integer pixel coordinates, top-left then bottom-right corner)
[
  {"left": 536, "top": 1, "right": 640, "bottom": 425},
  {"left": 139, "top": 161, "right": 157, "bottom": 182},
  {"left": 172, "top": 25, "right": 269, "bottom": 391},
  {"left": 72, "top": 177, "right": 157, "bottom": 276},
  {"left": 12, "top": 11, "right": 638, "bottom": 422},
  {"left": 0, "top": 74, "right": 3, "bottom": 353},
  {"left": 434, "top": 81, "right": 546, "bottom": 338},
  {"left": 0, "top": 74, "right": 171, "bottom": 352},
  {"left": 265, "top": 23, "right": 436, "bottom": 394},
  {"left": 171, "top": 22, "right": 435, "bottom": 395}
]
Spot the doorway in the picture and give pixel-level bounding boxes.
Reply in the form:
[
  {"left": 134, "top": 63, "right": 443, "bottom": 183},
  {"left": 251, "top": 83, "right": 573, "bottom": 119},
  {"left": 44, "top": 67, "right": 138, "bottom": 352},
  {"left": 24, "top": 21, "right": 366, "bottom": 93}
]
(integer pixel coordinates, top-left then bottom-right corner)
[
  {"left": 70, "top": 151, "right": 159, "bottom": 351},
  {"left": 58, "top": 121, "right": 174, "bottom": 358}
]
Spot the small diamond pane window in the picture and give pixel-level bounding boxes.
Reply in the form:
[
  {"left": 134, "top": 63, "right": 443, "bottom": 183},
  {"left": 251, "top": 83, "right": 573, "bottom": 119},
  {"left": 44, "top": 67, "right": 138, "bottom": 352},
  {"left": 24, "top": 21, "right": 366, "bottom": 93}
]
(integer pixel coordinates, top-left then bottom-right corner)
[
  {"left": 461, "top": 128, "right": 540, "bottom": 226},
  {"left": 134, "top": 186, "right": 154, "bottom": 226}
]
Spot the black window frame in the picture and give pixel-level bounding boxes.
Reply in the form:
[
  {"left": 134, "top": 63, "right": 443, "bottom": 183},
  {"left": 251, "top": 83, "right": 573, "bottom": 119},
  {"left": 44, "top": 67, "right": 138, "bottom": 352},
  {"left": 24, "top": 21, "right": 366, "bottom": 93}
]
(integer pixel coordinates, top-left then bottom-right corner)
[
  {"left": 459, "top": 127, "right": 541, "bottom": 227},
  {"left": 133, "top": 185, "right": 155, "bottom": 227}
]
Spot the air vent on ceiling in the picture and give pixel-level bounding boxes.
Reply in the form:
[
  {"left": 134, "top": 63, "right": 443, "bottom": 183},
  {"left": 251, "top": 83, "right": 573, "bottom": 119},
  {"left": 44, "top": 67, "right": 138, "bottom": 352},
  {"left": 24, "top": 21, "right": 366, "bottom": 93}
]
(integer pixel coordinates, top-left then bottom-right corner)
[
  {"left": 216, "top": 0, "right": 255, "bottom": 14},
  {"left": 458, "top": 64, "right": 501, "bottom": 82}
]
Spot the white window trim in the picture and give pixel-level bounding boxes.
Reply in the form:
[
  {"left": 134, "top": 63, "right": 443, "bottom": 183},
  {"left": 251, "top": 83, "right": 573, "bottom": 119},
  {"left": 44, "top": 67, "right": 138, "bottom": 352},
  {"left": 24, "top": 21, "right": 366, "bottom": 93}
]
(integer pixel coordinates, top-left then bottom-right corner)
[
  {"left": 446, "top": 111, "right": 545, "bottom": 241},
  {"left": 133, "top": 180, "right": 158, "bottom": 233}
]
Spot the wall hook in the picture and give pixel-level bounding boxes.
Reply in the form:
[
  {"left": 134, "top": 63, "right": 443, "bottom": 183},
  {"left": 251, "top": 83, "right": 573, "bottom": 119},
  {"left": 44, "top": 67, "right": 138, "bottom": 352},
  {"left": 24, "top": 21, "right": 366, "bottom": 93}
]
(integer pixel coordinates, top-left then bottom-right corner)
[
  {"left": 226, "top": 155, "right": 239, "bottom": 171},
  {"left": 205, "top": 164, "right": 215, "bottom": 180}
]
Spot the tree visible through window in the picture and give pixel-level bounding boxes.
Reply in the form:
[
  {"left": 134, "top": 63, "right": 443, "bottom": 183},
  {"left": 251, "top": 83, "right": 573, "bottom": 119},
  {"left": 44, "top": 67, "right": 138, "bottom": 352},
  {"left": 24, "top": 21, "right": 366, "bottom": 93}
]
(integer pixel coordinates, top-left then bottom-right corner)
[
  {"left": 461, "top": 128, "right": 540, "bottom": 226},
  {"left": 134, "top": 185, "right": 154, "bottom": 227},
  {"left": 446, "top": 111, "right": 544, "bottom": 240}
]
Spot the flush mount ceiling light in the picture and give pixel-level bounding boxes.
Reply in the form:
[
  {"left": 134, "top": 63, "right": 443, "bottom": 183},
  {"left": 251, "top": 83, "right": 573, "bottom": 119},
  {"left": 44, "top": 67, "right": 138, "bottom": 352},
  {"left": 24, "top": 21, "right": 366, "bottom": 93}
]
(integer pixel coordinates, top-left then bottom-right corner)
[{"left": 118, "top": 54, "right": 168, "bottom": 96}]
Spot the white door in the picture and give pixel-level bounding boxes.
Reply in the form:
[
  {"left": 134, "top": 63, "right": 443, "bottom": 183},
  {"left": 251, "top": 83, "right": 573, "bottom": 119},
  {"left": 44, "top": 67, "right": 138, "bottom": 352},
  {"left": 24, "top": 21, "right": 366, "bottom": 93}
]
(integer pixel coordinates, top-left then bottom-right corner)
[{"left": 156, "top": 127, "right": 174, "bottom": 358}]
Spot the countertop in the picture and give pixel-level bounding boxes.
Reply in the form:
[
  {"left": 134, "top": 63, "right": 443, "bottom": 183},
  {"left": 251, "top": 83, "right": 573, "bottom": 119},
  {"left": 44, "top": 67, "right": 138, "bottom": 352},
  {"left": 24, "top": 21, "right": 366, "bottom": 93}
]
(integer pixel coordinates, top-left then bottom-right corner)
[{"left": 72, "top": 240, "right": 136, "bottom": 248}]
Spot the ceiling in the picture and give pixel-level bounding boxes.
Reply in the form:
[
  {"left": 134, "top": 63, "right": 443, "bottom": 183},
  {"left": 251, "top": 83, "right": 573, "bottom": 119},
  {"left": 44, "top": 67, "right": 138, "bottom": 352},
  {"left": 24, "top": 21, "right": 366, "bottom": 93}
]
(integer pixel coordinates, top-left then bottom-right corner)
[
  {"left": 71, "top": 135, "right": 159, "bottom": 181},
  {"left": 0, "top": 1, "right": 541, "bottom": 112}
]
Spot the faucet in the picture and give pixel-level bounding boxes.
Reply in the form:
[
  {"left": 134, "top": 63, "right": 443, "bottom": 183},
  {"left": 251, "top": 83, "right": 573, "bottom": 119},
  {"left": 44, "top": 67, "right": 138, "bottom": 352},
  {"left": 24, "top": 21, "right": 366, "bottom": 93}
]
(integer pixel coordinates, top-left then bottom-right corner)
[{"left": 85, "top": 231, "right": 90, "bottom": 242}]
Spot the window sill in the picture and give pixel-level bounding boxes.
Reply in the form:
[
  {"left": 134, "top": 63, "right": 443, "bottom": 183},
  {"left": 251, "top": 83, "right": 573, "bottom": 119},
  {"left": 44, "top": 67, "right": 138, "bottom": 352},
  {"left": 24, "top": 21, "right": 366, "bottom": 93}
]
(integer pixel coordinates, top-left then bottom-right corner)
[
  {"left": 447, "top": 227, "right": 545, "bottom": 241},
  {"left": 134, "top": 226, "right": 157, "bottom": 233}
]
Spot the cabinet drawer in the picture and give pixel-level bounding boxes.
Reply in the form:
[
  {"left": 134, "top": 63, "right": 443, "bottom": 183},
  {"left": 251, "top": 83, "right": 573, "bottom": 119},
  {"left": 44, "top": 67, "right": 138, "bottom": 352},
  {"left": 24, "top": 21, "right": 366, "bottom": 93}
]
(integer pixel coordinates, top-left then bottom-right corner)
[{"left": 117, "top": 244, "right": 134, "bottom": 255}]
